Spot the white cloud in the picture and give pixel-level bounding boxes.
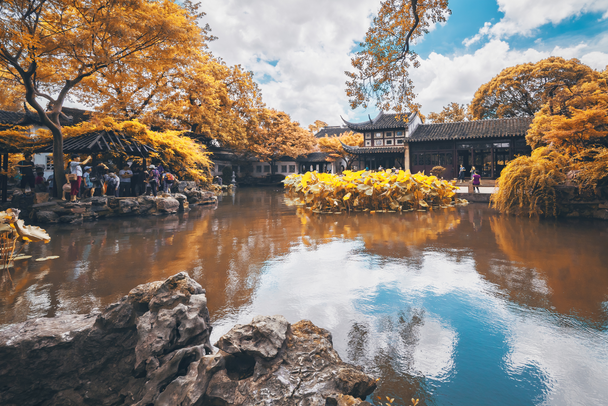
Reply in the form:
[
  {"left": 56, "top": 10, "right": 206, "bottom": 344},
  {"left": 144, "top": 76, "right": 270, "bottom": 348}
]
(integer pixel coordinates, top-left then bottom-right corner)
[
  {"left": 200, "top": 0, "right": 381, "bottom": 127},
  {"left": 464, "top": 0, "right": 608, "bottom": 45},
  {"left": 411, "top": 39, "right": 608, "bottom": 115}
]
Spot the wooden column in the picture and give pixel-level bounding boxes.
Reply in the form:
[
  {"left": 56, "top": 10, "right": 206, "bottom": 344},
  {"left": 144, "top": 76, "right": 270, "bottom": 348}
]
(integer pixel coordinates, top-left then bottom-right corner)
[
  {"left": 403, "top": 144, "right": 411, "bottom": 171},
  {"left": 1, "top": 153, "right": 7, "bottom": 203}
]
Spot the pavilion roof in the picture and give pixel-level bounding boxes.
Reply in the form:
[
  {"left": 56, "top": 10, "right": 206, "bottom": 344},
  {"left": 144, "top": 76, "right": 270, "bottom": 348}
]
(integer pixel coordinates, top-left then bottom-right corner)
[
  {"left": 35, "top": 130, "right": 156, "bottom": 156},
  {"left": 341, "top": 111, "right": 415, "bottom": 132}
]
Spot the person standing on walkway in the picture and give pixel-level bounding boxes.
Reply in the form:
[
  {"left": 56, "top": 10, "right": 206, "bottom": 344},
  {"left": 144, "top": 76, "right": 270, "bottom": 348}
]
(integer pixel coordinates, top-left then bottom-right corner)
[
  {"left": 458, "top": 164, "right": 466, "bottom": 182},
  {"left": 472, "top": 170, "right": 481, "bottom": 193},
  {"left": 119, "top": 164, "right": 133, "bottom": 197},
  {"left": 15, "top": 154, "right": 35, "bottom": 193},
  {"left": 67, "top": 154, "right": 92, "bottom": 202}
]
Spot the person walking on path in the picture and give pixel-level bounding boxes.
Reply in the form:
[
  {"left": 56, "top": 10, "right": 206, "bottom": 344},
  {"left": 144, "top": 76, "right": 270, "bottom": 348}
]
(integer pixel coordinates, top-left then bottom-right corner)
[
  {"left": 67, "top": 154, "right": 92, "bottom": 202},
  {"left": 119, "top": 164, "right": 133, "bottom": 197},
  {"left": 458, "top": 164, "right": 466, "bottom": 182},
  {"left": 472, "top": 170, "right": 481, "bottom": 193},
  {"left": 15, "top": 154, "right": 36, "bottom": 193}
]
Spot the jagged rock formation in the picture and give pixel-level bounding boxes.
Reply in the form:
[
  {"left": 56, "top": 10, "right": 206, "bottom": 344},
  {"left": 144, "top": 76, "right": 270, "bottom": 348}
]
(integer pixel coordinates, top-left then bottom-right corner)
[{"left": 0, "top": 273, "right": 376, "bottom": 405}]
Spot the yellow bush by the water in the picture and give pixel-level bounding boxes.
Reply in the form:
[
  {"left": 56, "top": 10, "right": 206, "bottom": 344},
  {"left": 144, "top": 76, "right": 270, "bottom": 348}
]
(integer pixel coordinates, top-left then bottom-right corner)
[
  {"left": 283, "top": 169, "right": 466, "bottom": 213},
  {"left": 491, "top": 147, "right": 568, "bottom": 217}
]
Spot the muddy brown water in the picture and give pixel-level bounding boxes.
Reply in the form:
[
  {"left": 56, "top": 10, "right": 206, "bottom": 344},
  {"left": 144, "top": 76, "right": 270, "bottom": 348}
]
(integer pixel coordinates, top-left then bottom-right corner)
[{"left": 1, "top": 188, "right": 607, "bottom": 405}]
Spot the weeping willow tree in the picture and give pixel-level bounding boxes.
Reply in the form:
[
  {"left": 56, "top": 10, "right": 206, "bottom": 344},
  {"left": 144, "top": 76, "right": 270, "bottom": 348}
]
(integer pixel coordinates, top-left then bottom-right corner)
[{"left": 491, "top": 62, "right": 608, "bottom": 217}]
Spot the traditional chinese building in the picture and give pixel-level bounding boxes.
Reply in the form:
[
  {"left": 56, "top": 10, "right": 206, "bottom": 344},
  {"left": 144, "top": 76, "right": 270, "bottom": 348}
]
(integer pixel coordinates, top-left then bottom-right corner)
[{"left": 341, "top": 112, "right": 533, "bottom": 179}]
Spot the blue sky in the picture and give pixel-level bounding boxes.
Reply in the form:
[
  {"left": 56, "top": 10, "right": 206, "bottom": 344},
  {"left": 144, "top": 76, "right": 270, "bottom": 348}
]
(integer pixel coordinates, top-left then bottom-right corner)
[{"left": 201, "top": 0, "right": 608, "bottom": 127}]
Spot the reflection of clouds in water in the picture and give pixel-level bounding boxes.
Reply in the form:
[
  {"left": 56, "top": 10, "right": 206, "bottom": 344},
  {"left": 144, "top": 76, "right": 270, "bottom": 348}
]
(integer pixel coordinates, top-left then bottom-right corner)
[
  {"left": 411, "top": 318, "right": 457, "bottom": 381},
  {"left": 210, "top": 239, "right": 608, "bottom": 405},
  {"left": 211, "top": 241, "right": 462, "bottom": 382},
  {"left": 505, "top": 315, "right": 608, "bottom": 406}
]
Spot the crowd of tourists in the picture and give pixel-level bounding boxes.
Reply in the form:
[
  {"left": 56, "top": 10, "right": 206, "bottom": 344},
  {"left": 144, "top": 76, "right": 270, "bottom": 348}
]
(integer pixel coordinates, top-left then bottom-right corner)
[{"left": 15, "top": 154, "right": 177, "bottom": 202}]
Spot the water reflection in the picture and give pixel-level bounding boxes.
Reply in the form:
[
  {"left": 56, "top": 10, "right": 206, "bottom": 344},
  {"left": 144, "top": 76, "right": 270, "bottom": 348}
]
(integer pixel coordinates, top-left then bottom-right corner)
[{"left": 0, "top": 189, "right": 607, "bottom": 406}]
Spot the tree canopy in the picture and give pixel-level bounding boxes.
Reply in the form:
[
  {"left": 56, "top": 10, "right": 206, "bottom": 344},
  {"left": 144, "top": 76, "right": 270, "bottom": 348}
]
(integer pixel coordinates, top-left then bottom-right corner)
[
  {"left": 427, "top": 102, "right": 471, "bottom": 123},
  {"left": 470, "top": 57, "right": 596, "bottom": 120},
  {"left": 317, "top": 131, "right": 364, "bottom": 169},
  {"left": 248, "top": 108, "right": 316, "bottom": 171},
  {"left": 345, "top": 0, "right": 450, "bottom": 114},
  {"left": 0, "top": 0, "right": 206, "bottom": 193},
  {"left": 491, "top": 63, "right": 608, "bottom": 217}
]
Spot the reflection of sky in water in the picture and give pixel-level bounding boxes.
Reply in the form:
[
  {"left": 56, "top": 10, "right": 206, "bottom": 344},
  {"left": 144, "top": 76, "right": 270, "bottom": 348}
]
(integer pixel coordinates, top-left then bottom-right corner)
[
  {"left": 210, "top": 240, "right": 608, "bottom": 406},
  {"left": 1, "top": 190, "right": 607, "bottom": 406}
]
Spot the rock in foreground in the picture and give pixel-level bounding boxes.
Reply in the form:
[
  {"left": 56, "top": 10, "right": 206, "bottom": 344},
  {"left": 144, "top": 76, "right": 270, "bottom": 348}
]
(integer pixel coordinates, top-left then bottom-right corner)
[{"left": 0, "top": 273, "right": 376, "bottom": 405}]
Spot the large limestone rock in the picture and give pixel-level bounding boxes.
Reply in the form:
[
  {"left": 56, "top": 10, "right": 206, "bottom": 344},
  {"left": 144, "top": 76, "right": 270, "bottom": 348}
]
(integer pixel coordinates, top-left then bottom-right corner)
[
  {"left": 0, "top": 274, "right": 377, "bottom": 406},
  {"left": 0, "top": 272, "right": 213, "bottom": 406},
  {"left": 206, "top": 318, "right": 376, "bottom": 405}
]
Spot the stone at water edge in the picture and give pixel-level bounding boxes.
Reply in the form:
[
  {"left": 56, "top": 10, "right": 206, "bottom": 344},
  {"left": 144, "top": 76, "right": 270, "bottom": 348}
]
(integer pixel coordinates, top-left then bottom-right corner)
[
  {"left": 156, "top": 196, "right": 180, "bottom": 213},
  {"left": 0, "top": 272, "right": 377, "bottom": 406},
  {"left": 205, "top": 317, "right": 377, "bottom": 405},
  {"left": 0, "top": 272, "right": 213, "bottom": 406}
]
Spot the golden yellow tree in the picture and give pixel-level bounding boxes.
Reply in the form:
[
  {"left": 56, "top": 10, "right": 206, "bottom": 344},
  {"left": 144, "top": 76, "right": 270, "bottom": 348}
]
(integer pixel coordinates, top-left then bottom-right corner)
[
  {"left": 345, "top": 0, "right": 450, "bottom": 114},
  {"left": 248, "top": 108, "right": 317, "bottom": 175},
  {"left": 317, "top": 131, "right": 364, "bottom": 169},
  {"left": 427, "top": 102, "right": 471, "bottom": 123},
  {"left": 0, "top": 0, "right": 204, "bottom": 194},
  {"left": 470, "top": 57, "right": 596, "bottom": 120},
  {"left": 308, "top": 120, "right": 328, "bottom": 134},
  {"left": 156, "top": 57, "right": 264, "bottom": 151},
  {"left": 492, "top": 65, "right": 608, "bottom": 217},
  {"left": 0, "top": 70, "right": 24, "bottom": 111}
]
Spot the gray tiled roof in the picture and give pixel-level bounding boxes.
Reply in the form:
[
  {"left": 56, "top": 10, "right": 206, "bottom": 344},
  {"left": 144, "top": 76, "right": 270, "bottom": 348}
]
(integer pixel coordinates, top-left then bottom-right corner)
[
  {"left": 409, "top": 117, "right": 533, "bottom": 142},
  {"left": 297, "top": 152, "right": 331, "bottom": 162},
  {"left": 314, "top": 126, "right": 355, "bottom": 138},
  {"left": 36, "top": 130, "right": 156, "bottom": 156},
  {"left": 0, "top": 110, "right": 25, "bottom": 125},
  {"left": 342, "top": 112, "right": 414, "bottom": 131}
]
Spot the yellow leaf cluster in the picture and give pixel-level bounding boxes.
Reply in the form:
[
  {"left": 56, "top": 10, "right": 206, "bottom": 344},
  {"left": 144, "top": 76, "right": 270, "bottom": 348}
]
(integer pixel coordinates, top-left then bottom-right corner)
[
  {"left": 427, "top": 102, "right": 472, "bottom": 123},
  {"left": 283, "top": 169, "right": 466, "bottom": 213},
  {"left": 470, "top": 57, "right": 596, "bottom": 120},
  {"left": 491, "top": 147, "right": 568, "bottom": 217},
  {"left": 248, "top": 108, "right": 317, "bottom": 163},
  {"left": 317, "top": 131, "right": 363, "bottom": 168},
  {"left": 492, "top": 64, "right": 608, "bottom": 217}
]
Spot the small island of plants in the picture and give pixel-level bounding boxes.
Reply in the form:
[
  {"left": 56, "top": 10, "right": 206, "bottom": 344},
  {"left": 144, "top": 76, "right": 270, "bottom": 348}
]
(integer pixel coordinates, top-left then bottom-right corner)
[{"left": 283, "top": 169, "right": 467, "bottom": 213}]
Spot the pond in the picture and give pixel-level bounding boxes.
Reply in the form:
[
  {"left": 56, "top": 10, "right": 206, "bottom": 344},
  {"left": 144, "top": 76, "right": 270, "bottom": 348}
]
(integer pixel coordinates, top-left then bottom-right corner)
[{"left": 1, "top": 188, "right": 607, "bottom": 406}]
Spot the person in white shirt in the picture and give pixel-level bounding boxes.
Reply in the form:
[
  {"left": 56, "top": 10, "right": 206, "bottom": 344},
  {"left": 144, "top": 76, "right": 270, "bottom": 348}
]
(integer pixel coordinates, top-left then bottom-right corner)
[
  {"left": 67, "top": 154, "right": 92, "bottom": 201},
  {"left": 118, "top": 164, "right": 133, "bottom": 197}
]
